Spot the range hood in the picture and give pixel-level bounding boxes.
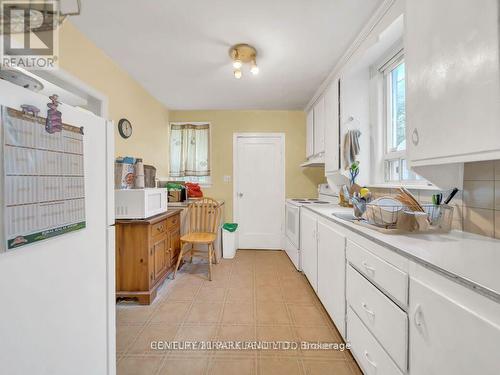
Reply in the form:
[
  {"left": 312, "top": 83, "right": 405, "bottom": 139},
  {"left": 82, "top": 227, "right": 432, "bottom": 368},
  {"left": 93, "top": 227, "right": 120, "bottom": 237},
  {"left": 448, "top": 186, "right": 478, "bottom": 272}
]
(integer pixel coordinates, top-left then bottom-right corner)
[{"left": 300, "top": 153, "right": 325, "bottom": 167}]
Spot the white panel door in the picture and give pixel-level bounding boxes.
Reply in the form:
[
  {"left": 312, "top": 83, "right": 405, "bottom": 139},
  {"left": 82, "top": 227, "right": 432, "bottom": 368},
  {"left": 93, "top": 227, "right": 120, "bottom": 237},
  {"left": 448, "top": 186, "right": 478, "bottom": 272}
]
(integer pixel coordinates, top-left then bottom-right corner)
[
  {"left": 324, "top": 78, "right": 340, "bottom": 173},
  {"left": 300, "top": 208, "right": 318, "bottom": 291},
  {"left": 406, "top": 0, "right": 500, "bottom": 166},
  {"left": 313, "top": 96, "right": 325, "bottom": 155},
  {"left": 306, "top": 110, "right": 314, "bottom": 158},
  {"left": 234, "top": 134, "right": 284, "bottom": 249},
  {"left": 317, "top": 217, "right": 346, "bottom": 338},
  {"left": 409, "top": 277, "right": 500, "bottom": 375}
]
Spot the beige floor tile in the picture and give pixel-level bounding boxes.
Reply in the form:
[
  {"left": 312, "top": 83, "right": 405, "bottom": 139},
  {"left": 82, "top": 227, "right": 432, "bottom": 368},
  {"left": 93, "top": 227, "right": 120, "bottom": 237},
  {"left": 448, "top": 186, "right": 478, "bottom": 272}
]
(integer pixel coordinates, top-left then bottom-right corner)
[
  {"left": 282, "top": 284, "right": 316, "bottom": 304},
  {"left": 159, "top": 357, "right": 209, "bottom": 375},
  {"left": 256, "top": 274, "right": 280, "bottom": 287},
  {"left": 185, "top": 302, "right": 223, "bottom": 323},
  {"left": 116, "top": 325, "right": 142, "bottom": 353},
  {"left": 295, "top": 326, "right": 345, "bottom": 359},
  {"left": 172, "top": 325, "right": 218, "bottom": 356},
  {"left": 208, "top": 357, "right": 255, "bottom": 375},
  {"left": 128, "top": 323, "right": 179, "bottom": 354},
  {"left": 117, "top": 356, "right": 163, "bottom": 375},
  {"left": 289, "top": 305, "right": 329, "bottom": 326},
  {"left": 348, "top": 360, "right": 363, "bottom": 375},
  {"left": 256, "top": 285, "right": 284, "bottom": 301},
  {"left": 116, "top": 305, "right": 156, "bottom": 325},
  {"left": 222, "top": 302, "right": 255, "bottom": 324},
  {"left": 196, "top": 286, "right": 227, "bottom": 301},
  {"left": 259, "top": 358, "right": 302, "bottom": 375},
  {"left": 217, "top": 324, "right": 255, "bottom": 341},
  {"left": 257, "top": 325, "right": 298, "bottom": 356},
  {"left": 226, "top": 287, "right": 254, "bottom": 303},
  {"left": 229, "top": 274, "right": 254, "bottom": 289},
  {"left": 151, "top": 301, "right": 191, "bottom": 324},
  {"left": 165, "top": 284, "right": 200, "bottom": 301},
  {"left": 176, "top": 324, "right": 218, "bottom": 341},
  {"left": 257, "top": 302, "right": 291, "bottom": 324},
  {"left": 302, "top": 360, "right": 353, "bottom": 375}
]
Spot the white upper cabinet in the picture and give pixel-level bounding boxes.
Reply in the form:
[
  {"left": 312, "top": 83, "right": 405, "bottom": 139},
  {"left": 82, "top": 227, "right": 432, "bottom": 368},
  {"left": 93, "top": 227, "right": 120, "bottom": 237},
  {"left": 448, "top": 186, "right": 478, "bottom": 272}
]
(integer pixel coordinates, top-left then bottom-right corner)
[
  {"left": 324, "top": 78, "right": 340, "bottom": 173},
  {"left": 313, "top": 96, "right": 325, "bottom": 155},
  {"left": 405, "top": 0, "right": 500, "bottom": 167},
  {"left": 306, "top": 109, "right": 314, "bottom": 158}
]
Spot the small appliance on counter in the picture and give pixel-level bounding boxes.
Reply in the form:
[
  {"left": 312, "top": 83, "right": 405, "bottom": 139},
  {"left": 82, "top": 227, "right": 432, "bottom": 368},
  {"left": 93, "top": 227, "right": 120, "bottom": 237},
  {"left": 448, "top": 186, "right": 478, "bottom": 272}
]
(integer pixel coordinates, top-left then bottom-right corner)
[
  {"left": 165, "top": 182, "right": 187, "bottom": 203},
  {"left": 115, "top": 188, "right": 168, "bottom": 219}
]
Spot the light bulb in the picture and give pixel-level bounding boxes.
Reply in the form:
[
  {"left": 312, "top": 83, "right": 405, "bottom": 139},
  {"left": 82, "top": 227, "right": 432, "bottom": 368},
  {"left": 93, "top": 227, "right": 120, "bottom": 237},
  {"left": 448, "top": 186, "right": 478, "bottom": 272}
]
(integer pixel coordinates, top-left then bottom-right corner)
[
  {"left": 250, "top": 63, "right": 259, "bottom": 75},
  {"left": 234, "top": 69, "right": 242, "bottom": 79},
  {"left": 232, "top": 59, "right": 242, "bottom": 69}
]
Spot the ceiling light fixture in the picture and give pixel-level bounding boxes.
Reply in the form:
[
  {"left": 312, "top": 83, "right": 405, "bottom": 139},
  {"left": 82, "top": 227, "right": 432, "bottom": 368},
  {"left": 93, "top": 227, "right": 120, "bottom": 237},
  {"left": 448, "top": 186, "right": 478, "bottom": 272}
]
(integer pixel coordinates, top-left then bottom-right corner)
[
  {"left": 250, "top": 60, "right": 259, "bottom": 75},
  {"left": 229, "top": 43, "right": 259, "bottom": 79}
]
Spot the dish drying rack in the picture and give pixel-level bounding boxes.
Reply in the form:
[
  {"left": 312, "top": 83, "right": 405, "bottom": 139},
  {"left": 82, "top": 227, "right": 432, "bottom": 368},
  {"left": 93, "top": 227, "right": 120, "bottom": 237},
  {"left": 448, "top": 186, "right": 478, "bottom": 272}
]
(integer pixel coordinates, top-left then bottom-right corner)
[{"left": 361, "top": 203, "right": 454, "bottom": 234}]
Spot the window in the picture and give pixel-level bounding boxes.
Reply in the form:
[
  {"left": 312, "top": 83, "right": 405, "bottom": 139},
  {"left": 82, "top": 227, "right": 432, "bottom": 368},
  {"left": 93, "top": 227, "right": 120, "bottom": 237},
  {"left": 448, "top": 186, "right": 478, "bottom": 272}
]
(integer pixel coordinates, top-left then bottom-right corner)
[
  {"left": 381, "top": 53, "right": 422, "bottom": 183},
  {"left": 169, "top": 122, "right": 211, "bottom": 185}
]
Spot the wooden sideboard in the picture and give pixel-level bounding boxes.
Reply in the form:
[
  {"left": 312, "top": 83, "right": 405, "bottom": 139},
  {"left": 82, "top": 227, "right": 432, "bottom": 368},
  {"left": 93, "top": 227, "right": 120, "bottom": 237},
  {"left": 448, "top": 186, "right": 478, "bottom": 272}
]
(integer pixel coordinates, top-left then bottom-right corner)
[{"left": 115, "top": 209, "right": 182, "bottom": 304}]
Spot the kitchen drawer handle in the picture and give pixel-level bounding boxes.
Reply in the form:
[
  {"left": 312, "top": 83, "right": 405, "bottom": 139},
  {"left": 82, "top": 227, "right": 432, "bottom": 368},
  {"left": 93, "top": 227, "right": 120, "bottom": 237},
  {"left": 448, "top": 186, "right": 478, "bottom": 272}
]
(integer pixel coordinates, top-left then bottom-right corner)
[
  {"left": 414, "top": 304, "right": 423, "bottom": 328},
  {"left": 364, "top": 350, "right": 377, "bottom": 368},
  {"left": 361, "top": 302, "right": 375, "bottom": 317},
  {"left": 361, "top": 261, "right": 375, "bottom": 273}
]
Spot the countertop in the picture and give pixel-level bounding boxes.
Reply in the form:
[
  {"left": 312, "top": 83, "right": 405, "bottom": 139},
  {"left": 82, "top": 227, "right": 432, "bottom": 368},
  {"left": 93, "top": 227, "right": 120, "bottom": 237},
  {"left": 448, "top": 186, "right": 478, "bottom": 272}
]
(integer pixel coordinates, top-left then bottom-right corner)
[
  {"left": 304, "top": 204, "right": 500, "bottom": 303},
  {"left": 168, "top": 199, "right": 225, "bottom": 207},
  {"left": 115, "top": 208, "right": 183, "bottom": 225}
]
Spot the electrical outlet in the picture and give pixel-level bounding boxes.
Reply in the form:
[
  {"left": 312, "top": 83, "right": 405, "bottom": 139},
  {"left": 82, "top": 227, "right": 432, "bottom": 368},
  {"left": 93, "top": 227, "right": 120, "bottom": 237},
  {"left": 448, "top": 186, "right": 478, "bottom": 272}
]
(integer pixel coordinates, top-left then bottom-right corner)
[{"left": 224, "top": 175, "right": 232, "bottom": 183}]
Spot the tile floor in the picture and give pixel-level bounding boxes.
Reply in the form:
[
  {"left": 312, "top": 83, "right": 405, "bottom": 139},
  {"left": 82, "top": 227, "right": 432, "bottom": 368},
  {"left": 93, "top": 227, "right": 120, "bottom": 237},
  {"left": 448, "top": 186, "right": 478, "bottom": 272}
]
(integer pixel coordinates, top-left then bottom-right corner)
[{"left": 116, "top": 250, "right": 362, "bottom": 375}]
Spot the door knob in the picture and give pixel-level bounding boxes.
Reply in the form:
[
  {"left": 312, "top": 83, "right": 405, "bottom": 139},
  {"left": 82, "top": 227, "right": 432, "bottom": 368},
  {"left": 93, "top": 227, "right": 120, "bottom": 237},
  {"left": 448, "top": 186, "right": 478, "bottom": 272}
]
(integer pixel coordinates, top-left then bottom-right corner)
[{"left": 238, "top": 192, "right": 244, "bottom": 198}]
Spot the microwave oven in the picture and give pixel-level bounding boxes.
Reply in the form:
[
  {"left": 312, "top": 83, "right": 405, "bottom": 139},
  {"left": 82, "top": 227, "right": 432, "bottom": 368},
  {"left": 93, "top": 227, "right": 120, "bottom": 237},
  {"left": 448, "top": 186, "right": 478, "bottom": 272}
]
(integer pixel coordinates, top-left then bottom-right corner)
[{"left": 115, "top": 188, "right": 168, "bottom": 219}]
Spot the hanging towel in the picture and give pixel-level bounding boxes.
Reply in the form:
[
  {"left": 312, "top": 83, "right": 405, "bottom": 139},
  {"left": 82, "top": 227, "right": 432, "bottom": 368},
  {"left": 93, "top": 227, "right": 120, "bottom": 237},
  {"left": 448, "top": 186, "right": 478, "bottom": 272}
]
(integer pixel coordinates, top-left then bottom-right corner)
[{"left": 344, "top": 129, "right": 361, "bottom": 169}]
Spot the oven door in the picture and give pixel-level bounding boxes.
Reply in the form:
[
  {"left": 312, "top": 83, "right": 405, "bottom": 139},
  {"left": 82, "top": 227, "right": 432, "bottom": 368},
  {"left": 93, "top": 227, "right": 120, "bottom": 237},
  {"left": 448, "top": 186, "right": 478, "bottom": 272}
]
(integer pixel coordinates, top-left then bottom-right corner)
[{"left": 285, "top": 202, "right": 300, "bottom": 249}]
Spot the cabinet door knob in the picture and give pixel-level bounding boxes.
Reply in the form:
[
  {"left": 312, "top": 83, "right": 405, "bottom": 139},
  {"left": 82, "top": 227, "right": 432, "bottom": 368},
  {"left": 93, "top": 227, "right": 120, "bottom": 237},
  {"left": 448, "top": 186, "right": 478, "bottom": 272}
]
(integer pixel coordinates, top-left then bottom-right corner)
[{"left": 412, "top": 128, "right": 419, "bottom": 146}]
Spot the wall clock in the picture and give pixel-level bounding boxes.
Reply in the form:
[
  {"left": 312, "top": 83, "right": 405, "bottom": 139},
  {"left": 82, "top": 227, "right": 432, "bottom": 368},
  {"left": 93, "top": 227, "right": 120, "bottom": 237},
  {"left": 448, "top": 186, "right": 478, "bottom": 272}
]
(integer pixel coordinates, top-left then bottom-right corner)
[{"left": 118, "top": 118, "right": 132, "bottom": 139}]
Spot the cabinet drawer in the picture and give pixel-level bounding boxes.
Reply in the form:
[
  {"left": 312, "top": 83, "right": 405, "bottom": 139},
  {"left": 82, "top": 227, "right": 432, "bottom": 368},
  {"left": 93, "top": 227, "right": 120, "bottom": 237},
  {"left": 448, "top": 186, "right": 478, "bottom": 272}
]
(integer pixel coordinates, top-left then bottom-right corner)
[
  {"left": 347, "top": 307, "right": 404, "bottom": 375},
  {"left": 167, "top": 214, "right": 179, "bottom": 229},
  {"left": 347, "top": 265, "right": 408, "bottom": 371},
  {"left": 347, "top": 240, "right": 408, "bottom": 307},
  {"left": 151, "top": 220, "right": 167, "bottom": 237}
]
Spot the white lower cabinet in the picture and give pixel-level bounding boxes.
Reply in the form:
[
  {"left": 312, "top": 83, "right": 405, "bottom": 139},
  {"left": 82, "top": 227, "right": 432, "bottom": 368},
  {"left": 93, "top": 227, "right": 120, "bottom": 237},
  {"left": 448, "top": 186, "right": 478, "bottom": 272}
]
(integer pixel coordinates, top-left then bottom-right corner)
[
  {"left": 300, "top": 209, "right": 318, "bottom": 292},
  {"left": 347, "top": 266, "right": 407, "bottom": 371},
  {"left": 317, "top": 217, "right": 346, "bottom": 338},
  {"left": 409, "top": 275, "right": 500, "bottom": 375},
  {"left": 347, "top": 307, "right": 404, "bottom": 375}
]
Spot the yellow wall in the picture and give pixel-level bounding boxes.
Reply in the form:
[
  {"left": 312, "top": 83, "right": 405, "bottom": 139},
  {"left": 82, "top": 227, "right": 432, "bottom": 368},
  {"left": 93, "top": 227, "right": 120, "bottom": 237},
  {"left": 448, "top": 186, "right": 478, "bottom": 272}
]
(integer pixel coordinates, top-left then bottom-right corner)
[
  {"left": 169, "top": 110, "right": 326, "bottom": 220},
  {"left": 58, "top": 22, "right": 170, "bottom": 175}
]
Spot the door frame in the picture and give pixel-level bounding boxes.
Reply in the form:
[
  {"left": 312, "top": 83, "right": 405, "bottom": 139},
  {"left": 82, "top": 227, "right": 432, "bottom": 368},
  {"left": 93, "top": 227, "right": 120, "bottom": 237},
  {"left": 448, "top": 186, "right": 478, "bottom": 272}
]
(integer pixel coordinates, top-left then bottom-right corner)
[{"left": 233, "top": 133, "right": 286, "bottom": 249}]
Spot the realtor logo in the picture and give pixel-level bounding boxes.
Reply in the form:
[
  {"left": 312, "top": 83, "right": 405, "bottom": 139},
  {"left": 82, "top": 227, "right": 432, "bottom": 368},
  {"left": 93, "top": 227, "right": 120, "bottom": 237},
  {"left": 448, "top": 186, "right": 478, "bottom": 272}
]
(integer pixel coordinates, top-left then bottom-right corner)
[{"left": 1, "top": 0, "right": 59, "bottom": 69}]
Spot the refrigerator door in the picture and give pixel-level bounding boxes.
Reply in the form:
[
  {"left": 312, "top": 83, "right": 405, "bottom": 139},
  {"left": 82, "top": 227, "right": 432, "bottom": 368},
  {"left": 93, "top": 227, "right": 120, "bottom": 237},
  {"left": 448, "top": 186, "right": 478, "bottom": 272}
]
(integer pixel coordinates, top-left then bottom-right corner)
[
  {"left": 106, "top": 120, "right": 115, "bottom": 227},
  {"left": 0, "top": 79, "right": 112, "bottom": 375}
]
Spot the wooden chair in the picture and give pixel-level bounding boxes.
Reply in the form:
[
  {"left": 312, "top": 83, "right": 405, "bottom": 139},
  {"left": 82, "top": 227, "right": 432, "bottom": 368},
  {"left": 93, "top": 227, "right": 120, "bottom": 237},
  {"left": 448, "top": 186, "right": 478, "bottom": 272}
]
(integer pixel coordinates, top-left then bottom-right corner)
[{"left": 173, "top": 197, "right": 222, "bottom": 281}]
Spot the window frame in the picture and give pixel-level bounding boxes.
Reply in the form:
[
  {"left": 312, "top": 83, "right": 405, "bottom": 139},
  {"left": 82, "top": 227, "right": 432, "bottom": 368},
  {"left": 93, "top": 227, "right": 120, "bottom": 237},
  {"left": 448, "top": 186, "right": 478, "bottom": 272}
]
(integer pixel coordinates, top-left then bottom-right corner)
[
  {"left": 379, "top": 51, "right": 423, "bottom": 185},
  {"left": 168, "top": 121, "right": 212, "bottom": 187}
]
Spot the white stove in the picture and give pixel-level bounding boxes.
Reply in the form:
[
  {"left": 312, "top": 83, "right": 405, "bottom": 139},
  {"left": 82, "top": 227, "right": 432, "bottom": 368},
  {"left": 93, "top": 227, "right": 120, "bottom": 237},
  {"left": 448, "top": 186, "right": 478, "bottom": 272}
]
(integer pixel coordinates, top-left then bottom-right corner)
[{"left": 285, "top": 184, "right": 339, "bottom": 270}]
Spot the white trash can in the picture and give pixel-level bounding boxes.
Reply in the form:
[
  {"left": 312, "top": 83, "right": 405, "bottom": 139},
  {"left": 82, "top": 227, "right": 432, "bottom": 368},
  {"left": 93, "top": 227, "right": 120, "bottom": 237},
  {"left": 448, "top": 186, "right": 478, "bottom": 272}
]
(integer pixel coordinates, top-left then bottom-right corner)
[{"left": 222, "top": 223, "right": 238, "bottom": 259}]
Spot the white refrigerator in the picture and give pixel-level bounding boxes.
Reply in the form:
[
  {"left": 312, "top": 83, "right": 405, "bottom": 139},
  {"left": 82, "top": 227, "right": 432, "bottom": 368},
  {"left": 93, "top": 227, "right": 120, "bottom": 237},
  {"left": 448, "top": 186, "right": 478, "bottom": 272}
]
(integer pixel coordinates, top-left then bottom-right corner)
[{"left": 0, "top": 79, "right": 116, "bottom": 375}]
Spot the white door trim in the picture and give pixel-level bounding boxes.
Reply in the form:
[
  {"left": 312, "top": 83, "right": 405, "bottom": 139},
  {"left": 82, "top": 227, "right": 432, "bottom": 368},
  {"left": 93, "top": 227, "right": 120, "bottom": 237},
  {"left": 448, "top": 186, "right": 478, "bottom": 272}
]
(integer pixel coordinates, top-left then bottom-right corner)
[{"left": 233, "top": 132, "right": 286, "bottom": 249}]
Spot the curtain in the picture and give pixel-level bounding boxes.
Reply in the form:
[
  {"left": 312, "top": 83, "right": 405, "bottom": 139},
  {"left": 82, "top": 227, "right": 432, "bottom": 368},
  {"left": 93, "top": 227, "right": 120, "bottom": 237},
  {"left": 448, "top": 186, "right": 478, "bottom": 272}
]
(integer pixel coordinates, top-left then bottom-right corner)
[{"left": 169, "top": 123, "right": 210, "bottom": 177}]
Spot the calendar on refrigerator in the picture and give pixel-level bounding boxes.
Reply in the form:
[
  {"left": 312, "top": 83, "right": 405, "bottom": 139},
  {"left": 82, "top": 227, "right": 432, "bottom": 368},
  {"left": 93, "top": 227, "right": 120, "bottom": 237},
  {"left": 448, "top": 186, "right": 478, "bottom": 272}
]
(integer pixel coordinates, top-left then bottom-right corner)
[{"left": 1, "top": 106, "right": 86, "bottom": 251}]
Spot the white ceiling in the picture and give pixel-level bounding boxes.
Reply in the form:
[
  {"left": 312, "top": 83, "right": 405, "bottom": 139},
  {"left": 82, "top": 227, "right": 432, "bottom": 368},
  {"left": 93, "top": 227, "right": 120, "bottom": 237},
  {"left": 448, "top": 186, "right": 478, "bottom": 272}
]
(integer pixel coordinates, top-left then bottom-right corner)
[{"left": 71, "top": 0, "right": 383, "bottom": 110}]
